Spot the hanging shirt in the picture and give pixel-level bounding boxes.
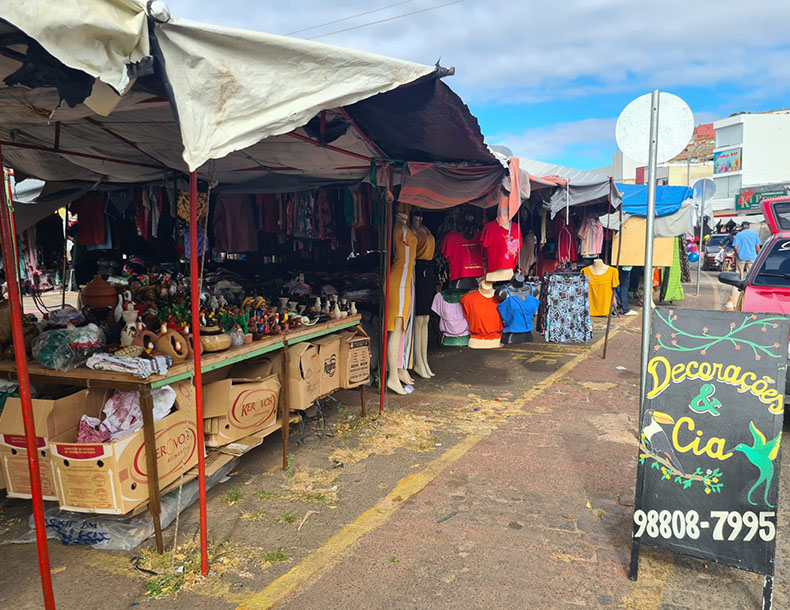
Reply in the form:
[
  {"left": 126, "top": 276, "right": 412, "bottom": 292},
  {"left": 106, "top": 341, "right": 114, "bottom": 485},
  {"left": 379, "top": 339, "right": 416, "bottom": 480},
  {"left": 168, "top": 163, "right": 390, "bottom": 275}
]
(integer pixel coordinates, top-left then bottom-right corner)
[
  {"left": 70, "top": 193, "right": 107, "bottom": 247},
  {"left": 497, "top": 286, "right": 540, "bottom": 334},
  {"left": 582, "top": 266, "right": 619, "bottom": 316},
  {"left": 415, "top": 226, "right": 435, "bottom": 260},
  {"left": 480, "top": 220, "right": 521, "bottom": 272},
  {"left": 258, "top": 194, "right": 279, "bottom": 233},
  {"left": 577, "top": 217, "right": 604, "bottom": 257},
  {"left": 214, "top": 195, "right": 257, "bottom": 253},
  {"left": 555, "top": 216, "right": 578, "bottom": 263},
  {"left": 431, "top": 293, "right": 470, "bottom": 337},
  {"left": 519, "top": 230, "right": 537, "bottom": 275},
  {"left": 460, "top": 289, "right": 503, "bottom": 340},
  {"left": 442, "top": 231, "right": 484, "bottom": 280}
]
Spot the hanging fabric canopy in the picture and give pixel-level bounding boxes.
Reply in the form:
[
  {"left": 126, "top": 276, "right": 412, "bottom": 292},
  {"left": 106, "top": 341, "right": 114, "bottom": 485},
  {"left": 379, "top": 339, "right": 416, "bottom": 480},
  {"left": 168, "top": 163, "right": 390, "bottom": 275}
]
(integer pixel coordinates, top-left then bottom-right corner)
[
  {"left": 0, "top": 2, "right": 500, "bottom": 192},
  {"left": 519, "top": 158, "right": 619, "bottom": 218},
  {"left": 616, "top": 183, "right": 693, "bottom": 217}
]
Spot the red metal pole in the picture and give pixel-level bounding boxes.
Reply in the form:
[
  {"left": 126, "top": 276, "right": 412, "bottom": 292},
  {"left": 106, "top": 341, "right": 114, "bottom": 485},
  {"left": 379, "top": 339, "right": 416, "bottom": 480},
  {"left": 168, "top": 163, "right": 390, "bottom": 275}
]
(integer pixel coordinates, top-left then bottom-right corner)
[
  {"left": 0, "top": 151, "right": 56, "bottom": 609},
  {"left": 0, "top": 140, "right": 162, "bottom": 170},
  {"left": 379, "top": 190, "right": 393, "bottom": 415},
  {"left": 188, "top": 171, "right": 209, "bottom": 576},
  {"left": 286, "top": 132, "right": 373, "bottom": 162}
]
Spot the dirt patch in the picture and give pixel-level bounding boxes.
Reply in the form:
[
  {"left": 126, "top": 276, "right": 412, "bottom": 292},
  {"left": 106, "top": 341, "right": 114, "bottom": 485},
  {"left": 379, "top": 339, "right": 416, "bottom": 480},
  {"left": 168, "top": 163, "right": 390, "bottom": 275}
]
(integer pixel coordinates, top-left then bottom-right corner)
[
  {"left": 282, "top": 467, "right": 339, "bottom": 504},
  {"left": 329, "top": 410, "right": 439, "bottom": 464},
  {"left": 136, "top": 539, "right": 261, "bottom": 600},
  {"left": 589, "top": 413, "right": 638, "bottom": 446}
]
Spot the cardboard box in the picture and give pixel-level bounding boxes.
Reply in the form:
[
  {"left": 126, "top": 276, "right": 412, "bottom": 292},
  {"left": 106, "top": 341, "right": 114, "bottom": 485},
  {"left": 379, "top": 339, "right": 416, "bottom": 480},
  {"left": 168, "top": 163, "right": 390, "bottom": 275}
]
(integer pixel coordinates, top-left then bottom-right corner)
[
  {"left": 338, "top": 327, "right": 371, "bottom": 388},
  {"left": 202, "top": 372, "right": 281, "bottom": 447},
  {"left": 0, "top": 390, "right": 88, "bottom": 501},
  {"left": 284, "top": 343, "right": 320, "bottom": 411},
  {"left": 611, "top": 216, "right": 674, "bottom": 266},
  {"left": 313, "top": 335, "right": 341, "bottom": 397},
  {"left": 49, "top": 381, "right": 199, "bottom": 515}
]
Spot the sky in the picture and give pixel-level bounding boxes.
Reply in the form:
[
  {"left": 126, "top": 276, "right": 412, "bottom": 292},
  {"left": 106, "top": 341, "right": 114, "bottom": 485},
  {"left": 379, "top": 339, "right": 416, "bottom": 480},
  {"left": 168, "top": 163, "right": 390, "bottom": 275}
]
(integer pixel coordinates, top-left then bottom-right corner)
[{"left": 165, "top": 0, "right": 790, "bottom": 171}]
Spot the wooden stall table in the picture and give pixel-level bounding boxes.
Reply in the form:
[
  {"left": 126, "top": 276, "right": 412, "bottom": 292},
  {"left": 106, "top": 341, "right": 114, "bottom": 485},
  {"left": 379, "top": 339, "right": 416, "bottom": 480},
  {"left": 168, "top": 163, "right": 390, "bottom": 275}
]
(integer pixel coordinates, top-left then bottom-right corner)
[{"left": 0, "top": 315, "right": 363, "bottom": 553}]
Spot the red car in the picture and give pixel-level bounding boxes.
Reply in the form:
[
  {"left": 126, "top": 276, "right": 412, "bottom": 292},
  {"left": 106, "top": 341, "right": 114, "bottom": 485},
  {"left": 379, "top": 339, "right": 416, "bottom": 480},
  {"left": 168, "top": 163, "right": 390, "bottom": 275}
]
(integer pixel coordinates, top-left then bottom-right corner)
[
  {"left": 719, "top": 198, "right": 790, "bottom": 394},
  {"left": 718, "top": 197, "right": 790, "bottom": 315}
]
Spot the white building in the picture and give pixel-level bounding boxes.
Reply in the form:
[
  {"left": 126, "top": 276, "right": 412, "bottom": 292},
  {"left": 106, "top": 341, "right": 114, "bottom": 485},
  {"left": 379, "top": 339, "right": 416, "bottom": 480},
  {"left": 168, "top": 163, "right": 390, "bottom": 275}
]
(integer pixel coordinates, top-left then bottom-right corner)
[{"left": 711, "top": 112, "right": 790, "bottom": 217}]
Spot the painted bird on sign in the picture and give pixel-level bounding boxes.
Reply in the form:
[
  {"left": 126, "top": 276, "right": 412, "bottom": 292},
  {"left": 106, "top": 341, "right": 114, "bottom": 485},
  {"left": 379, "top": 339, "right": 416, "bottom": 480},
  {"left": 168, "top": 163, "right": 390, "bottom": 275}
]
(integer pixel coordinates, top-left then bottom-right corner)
[
  {"left": 642, "top": 410, "right": 686, "bottom": 475},
  {"left": 734, "top": 421, "right": 781, "bottom": 508}
]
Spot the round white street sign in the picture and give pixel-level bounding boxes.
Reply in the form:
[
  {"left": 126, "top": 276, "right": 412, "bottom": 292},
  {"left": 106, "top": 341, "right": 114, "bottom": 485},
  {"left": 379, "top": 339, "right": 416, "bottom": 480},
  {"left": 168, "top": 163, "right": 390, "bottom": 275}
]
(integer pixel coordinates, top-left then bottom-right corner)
[{"left": 615, "top": 92, "right": 694, "bottom": 165}]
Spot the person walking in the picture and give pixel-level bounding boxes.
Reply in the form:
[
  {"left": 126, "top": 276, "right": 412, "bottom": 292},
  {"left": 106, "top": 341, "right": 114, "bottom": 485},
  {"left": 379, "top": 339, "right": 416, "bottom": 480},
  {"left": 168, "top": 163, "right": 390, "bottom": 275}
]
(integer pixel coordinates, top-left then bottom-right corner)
[{"left": 732, "top": 221, "right": 761, "bottom": 279}]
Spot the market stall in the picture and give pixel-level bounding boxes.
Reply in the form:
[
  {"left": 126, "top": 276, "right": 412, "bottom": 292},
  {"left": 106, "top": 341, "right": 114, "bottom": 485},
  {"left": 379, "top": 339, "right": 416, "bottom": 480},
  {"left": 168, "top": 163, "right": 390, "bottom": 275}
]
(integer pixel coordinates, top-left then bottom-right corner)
[{"left": 0, "top": 3, "right": 506, "bottom": 607}]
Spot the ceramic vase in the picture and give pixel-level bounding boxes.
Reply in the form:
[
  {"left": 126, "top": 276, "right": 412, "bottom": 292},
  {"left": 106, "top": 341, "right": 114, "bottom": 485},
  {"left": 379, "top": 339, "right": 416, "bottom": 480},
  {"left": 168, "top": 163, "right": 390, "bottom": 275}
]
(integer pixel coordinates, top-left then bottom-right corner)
[{"left": 120, "top": 305, "right": 138, "bottom": 346}]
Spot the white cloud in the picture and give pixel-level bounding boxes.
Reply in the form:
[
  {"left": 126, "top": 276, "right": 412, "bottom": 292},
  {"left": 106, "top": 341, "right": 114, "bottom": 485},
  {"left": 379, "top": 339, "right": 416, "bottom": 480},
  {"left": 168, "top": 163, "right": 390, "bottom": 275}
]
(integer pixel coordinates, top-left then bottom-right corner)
[
  {"left": 489, "top": 117, "right": 617, "bottom": 163},
  {"left": 163, "top": 0, "right": 790, "bottom": 104}
]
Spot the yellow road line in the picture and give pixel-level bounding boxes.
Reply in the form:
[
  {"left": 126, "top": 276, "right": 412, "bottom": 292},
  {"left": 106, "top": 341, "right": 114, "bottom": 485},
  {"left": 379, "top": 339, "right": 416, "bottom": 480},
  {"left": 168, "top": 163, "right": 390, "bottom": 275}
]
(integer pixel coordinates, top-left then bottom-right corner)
[{"left": 237, "top": 329, "right": 621, "bottom": 610}]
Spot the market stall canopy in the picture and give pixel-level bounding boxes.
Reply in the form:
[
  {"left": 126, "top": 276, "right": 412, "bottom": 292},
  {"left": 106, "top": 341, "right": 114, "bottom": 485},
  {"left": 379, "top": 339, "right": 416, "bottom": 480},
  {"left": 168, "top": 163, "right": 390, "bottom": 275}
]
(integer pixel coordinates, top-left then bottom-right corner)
[
  {"left": 600, "top": 200, "right": 699, "bottom": 238},
  {"left": 0, "top": 1, "right": 498, "bottom": 193},
  {"left": 518, "top": 158, "right": 619, "bottom": 218},
  {"left": 616, "top": 183, "right": 693, "bottom": 217}
]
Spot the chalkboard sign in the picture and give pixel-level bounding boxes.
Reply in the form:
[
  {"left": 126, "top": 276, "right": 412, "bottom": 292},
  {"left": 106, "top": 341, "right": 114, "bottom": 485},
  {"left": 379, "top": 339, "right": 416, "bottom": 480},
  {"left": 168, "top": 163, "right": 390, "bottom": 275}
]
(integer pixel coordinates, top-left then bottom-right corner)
[{"left": 632, "top": 308, "right": 789, "bottom": 579}]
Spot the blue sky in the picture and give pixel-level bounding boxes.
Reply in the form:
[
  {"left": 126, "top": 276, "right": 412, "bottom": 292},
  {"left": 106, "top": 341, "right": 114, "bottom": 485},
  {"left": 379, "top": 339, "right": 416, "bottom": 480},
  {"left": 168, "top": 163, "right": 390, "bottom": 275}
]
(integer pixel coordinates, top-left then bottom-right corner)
[{"left": 166, "top": 0, "right": 790, "bottom": 171}]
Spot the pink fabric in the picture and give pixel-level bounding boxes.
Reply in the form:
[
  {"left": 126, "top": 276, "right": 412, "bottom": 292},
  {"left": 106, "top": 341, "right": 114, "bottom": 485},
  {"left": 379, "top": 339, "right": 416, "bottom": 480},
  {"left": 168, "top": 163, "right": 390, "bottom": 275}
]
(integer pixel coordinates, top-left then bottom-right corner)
[
  {"left": 497, "top": 157, "right": 521, "bottom": 226},
  {"left": 431, "top": 293, "right": 470, "bottom": 337}
]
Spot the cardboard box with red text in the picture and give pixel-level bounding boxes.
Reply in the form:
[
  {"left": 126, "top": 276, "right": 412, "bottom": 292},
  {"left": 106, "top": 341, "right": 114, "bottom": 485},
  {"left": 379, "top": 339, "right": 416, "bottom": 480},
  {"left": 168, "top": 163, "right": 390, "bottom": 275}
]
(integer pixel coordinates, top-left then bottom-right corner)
[
  {"left": 49, "top": 381, "right": 198, "bottom": 514},
  {"left": 338, "top": 327, "right": 371, "bottom": 388},
  {"left": 0, "top": 390, "right": 87, "bottom": 500},
  {"left": 202, "top": 371, "right": 280, "bottom": 447},
  {"left": 313, "top": 335, "right": 340, "bottom": 397}
]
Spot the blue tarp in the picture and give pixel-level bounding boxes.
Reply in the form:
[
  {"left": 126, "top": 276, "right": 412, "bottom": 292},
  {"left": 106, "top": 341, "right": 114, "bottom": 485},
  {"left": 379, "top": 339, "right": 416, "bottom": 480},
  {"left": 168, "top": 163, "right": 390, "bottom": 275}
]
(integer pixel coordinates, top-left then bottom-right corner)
[{"left": 616, "top": 184, "right": 693, "bottom": 217}]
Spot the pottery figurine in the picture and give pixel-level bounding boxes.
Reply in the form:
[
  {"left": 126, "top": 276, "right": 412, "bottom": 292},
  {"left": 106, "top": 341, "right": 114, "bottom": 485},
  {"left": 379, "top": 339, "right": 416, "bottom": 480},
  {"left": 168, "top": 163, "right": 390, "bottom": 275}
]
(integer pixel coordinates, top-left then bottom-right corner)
[{"left": 120, "top": 305, "right": 138, "bottom": 346}]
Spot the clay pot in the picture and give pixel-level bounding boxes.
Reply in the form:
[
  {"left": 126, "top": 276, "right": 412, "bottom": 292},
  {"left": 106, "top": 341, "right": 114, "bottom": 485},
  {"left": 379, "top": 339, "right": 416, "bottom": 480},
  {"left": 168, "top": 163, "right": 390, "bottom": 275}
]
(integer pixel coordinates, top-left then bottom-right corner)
[
  {"left": 154, "top": 330, "right": 189, "bottom": 363},
  {"left": 80, "top": 275, "right": 118, "bottom": 310},
  {"left": 199, "top": 326, "right": 232, "bottom": 352},
  {"left": 132, "top": 328, "right": 158, "bottom": 351}
]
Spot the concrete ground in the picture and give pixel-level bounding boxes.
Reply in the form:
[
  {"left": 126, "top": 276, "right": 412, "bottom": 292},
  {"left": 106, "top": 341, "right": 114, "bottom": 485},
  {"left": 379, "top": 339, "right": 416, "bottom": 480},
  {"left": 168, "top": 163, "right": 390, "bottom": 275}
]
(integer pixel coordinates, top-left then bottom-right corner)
[{"left": 1, "top": 270, "right": 775, "bottom": 610}]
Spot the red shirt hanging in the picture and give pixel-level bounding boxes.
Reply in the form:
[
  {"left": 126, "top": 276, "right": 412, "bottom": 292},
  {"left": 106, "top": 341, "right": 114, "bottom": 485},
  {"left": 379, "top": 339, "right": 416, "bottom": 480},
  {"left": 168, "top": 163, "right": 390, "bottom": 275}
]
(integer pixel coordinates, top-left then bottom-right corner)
[
  {"left": 70, "top": 192, "right": 106, "bottom": 246},
  {"left": 554, "top": 216, "right": 578, "bottom": 263},
  {"left": 442, "top": 231, "right": 484, "bottom": 280},
  {"left": 480, "top": 220, "right": 521, "bottom": 272}
]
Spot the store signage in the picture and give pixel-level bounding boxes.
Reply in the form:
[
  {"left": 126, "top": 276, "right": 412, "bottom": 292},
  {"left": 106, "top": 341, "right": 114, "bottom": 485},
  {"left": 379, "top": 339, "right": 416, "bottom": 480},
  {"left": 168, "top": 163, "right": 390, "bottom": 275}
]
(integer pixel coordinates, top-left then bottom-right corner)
[
  {"left": 714, "top": 148, "right": 742, "bottom": 174},
  {"left": 736, "top": 183, "right": 790, "bottom": 211},
  {"left": 631, "top": 309, "right": 789, "bottom": 588}
]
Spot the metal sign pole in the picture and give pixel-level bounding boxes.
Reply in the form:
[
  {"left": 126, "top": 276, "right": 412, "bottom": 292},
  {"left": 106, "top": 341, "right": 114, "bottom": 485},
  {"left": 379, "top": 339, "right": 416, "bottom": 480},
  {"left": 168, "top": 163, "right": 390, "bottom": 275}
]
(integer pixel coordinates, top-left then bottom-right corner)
[
  {"left": 639, "top": 90, "right": 660, "bottom": 403},
  {"left": 695, "top": 182, "right": 705, "bottom": 296}
]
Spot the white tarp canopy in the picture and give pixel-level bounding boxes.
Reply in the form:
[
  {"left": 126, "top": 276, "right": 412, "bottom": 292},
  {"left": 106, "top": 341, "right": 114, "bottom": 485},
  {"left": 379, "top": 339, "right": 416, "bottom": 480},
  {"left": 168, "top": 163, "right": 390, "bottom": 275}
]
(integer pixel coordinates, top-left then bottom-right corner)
[
  {"left": 0, "top": 0, "right": 473, "bottom": 182},
  {"left": 518, "top": 158, "right": 620, "bottom": 218}
]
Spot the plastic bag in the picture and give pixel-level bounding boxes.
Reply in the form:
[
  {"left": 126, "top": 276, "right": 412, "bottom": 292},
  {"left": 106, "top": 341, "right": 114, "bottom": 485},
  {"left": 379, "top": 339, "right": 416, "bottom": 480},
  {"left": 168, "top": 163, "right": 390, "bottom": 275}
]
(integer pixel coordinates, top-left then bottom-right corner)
[
  {"left": 10, "top": 457, "right": 238, "bottom": 551},
  {"left": 32, "top": 324, "right": 105, "bottom": 370},
  {"left": 47, "top": 306, "right": 86, "bottom": 328}
]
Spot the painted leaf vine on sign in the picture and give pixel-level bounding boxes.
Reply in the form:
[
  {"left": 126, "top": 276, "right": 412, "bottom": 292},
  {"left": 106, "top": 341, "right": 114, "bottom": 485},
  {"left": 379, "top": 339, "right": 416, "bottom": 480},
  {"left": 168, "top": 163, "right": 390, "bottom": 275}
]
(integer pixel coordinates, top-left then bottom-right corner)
[{"left": 653, "top": 310, "right": 785, "bottom": 361}]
